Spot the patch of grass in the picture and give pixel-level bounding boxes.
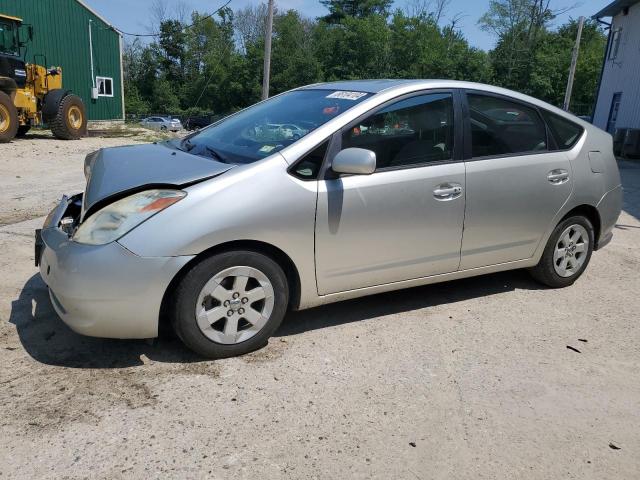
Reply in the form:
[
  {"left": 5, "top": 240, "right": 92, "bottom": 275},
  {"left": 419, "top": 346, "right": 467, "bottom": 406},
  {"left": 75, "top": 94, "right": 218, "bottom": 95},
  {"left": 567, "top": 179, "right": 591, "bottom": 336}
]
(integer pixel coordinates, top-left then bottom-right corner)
[{"left": 88, "top": 124, "right": 184, "bottom": 143}]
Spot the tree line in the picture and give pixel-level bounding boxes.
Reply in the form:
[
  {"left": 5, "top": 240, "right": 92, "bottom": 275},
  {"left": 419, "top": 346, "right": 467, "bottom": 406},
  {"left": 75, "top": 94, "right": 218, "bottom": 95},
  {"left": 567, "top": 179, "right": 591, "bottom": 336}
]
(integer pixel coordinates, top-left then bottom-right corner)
[{"left": 123, "top": 0, "right": 607, "bottom": 118}]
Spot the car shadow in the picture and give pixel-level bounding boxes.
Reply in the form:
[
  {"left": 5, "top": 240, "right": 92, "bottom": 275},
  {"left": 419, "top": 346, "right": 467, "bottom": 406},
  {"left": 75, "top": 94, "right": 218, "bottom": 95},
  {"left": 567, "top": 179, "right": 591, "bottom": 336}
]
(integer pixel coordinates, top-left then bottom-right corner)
[
  {"left": 276, "top": 269, "right": 543, "bottom": 336},
  {"left": 9, "top": 274, "right": 203, "bottom": 369},
  {"left": 9, "top": 133, "right": 58, "bottom": 141},
  {"left": 11, "top": 269, "right": 544, "bottom": 368}
]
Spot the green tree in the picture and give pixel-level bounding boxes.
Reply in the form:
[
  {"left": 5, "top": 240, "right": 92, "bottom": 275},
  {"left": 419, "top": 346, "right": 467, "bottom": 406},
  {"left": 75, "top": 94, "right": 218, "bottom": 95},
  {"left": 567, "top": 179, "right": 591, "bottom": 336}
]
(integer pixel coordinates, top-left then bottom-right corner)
[
  {"left": 120, "top": 0, "right": 606, "bottom": 119},
  {"left": 529, "top": 19, "right": 606, "bottom": 112},
  {"left": 314, "top": 14, "right": 391, "bottom": 80},
  {"left": 270, "top": 11, "right": 321, "bottom": 94},
  {"left": 479, "top": 0, "right": 555, "bottom": 90},
  {"left": 320, "top": 0, "right": 393, "bottom": 22}
]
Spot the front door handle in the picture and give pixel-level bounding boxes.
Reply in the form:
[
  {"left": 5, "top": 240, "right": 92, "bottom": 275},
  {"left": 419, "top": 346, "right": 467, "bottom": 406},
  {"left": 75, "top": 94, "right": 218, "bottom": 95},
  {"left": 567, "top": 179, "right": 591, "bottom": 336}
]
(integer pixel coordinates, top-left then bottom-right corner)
[
  {"left": 434, "top": 183, "right": 463, "bottom": 201},
  {"left": 547, "top": 169, "right": 569, "bottom": 185}
]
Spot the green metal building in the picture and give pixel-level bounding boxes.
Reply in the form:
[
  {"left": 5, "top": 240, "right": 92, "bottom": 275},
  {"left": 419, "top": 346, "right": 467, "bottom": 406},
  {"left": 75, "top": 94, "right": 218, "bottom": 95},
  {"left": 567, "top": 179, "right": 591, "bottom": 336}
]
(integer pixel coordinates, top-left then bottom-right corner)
[{"left": 0, "top": 0, "right": 123, "bottom": 121}]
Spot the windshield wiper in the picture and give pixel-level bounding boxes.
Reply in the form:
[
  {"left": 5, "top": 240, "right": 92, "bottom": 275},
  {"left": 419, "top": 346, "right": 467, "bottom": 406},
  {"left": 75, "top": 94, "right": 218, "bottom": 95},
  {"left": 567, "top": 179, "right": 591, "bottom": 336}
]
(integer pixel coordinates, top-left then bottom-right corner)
[
  {"left": 181, "top": 138, "right": 195, "bottom": 152},
  {"left": 202, "top": 146, "right": 228, "bottom": 163}
]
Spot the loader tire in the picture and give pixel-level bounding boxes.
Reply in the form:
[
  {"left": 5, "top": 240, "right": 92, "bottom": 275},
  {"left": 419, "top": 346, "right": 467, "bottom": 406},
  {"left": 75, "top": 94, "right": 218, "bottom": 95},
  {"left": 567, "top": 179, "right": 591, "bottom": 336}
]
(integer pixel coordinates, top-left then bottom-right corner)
[
  {"left": 50, "top": 94, "right": 86, "bottom": 140},
  {"left": 0, "top": 91, "right": 18, "bottom": 143}
]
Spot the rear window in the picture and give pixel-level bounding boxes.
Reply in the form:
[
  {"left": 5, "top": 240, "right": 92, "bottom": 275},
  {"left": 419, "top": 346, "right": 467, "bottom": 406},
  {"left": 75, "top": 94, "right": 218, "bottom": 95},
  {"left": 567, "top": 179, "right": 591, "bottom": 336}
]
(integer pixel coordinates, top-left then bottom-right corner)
[{"left": 542, "top": 111, "right": 584, "bottom": 150}]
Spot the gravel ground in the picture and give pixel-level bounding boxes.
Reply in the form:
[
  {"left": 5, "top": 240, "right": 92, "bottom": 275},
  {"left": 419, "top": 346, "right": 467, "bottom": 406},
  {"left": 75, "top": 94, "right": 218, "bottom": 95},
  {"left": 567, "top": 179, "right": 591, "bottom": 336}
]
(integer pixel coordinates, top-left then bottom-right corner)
[{"left": 0, "top": 135, "right": 639, "bottom": 479}]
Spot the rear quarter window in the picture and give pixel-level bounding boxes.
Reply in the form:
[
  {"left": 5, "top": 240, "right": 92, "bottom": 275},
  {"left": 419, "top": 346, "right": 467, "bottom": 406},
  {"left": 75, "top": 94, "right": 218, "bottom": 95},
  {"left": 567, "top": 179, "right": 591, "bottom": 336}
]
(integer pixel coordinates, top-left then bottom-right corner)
[{"left": 542, "top": 111, "right": 584, "bottom": 150}]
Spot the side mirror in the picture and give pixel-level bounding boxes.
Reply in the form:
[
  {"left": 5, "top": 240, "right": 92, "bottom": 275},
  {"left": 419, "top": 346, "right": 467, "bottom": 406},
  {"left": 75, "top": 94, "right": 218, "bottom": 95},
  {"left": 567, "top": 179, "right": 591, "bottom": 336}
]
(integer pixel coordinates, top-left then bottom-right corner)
[{"left": 332, "top": 148, "right": 376, "bottom": 175}]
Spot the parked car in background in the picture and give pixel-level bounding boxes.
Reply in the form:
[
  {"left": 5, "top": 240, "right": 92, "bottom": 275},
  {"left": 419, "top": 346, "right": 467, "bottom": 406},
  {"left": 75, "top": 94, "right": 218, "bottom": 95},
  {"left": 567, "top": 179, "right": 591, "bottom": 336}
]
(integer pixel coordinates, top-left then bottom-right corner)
[
  {"left": 36, "top": 80, "right": 621, "bottom": 359},
  {"left": 280, "top": 124, "right": 308, "bottom": 139},
  {"left": 185, "top": 115, "right": 213, "bottom": 131},
  {"left": 141, "top": 116, "right": 183, "bottom": 132}
]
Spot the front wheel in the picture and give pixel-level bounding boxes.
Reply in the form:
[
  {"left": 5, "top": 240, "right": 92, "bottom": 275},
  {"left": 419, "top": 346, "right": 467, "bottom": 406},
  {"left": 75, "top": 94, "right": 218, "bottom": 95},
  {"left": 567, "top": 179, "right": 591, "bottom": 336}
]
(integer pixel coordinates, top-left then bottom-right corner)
[
  {"left": 171, "top": 251, "right": 289, "bottom": 358},
  {"left": 529, "top": 215, "right": 594, "bottom": 288}
]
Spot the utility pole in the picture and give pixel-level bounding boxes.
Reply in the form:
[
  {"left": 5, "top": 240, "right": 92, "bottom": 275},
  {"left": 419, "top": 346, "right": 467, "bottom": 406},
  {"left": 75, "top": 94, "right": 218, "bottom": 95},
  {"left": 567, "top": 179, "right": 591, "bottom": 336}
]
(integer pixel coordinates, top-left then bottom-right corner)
[
  {"left": 563, "top": 16, "right": 585, "bottom": 112},
  {"left": 262, "top": 0, "right": 274, "bottom": 100}
]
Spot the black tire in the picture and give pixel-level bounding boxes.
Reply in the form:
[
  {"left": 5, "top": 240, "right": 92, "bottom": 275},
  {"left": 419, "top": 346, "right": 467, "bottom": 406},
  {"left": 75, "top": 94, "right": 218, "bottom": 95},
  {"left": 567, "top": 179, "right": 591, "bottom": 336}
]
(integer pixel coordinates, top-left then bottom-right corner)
[
  {"left": 160, "top": 125, "right": 167, "bottom": 131},
  {"left": 50, "top": 94, "right": 87, "bottom": 140},
  {"left": 171, "top": 251, "right": 289, "bottom": 358},
  {"left": 0, "top": 91, "right": 18, "bottom": 143},
  {"left": 529, "top": 215, "right": 594, "bottom": 288},
  {"left": 16, "top": 125, "right": 30, "bottom": 137}
]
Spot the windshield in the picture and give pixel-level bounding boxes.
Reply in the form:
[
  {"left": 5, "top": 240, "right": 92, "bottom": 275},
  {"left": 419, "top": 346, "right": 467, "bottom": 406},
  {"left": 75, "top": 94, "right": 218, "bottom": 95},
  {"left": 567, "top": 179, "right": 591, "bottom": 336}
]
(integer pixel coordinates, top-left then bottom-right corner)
[
  {"left": 0, "top": 20, "right": 19, "bottom": 56},
  {"left": 180, "top": 89, "right": 371, "bottom": 164}
]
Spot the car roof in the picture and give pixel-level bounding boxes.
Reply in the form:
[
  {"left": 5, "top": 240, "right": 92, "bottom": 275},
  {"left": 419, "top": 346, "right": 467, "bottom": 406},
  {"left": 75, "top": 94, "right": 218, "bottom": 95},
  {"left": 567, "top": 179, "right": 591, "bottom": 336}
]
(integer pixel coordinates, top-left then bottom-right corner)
[
  {"left": 298, "top": 79, "right": 543, "bottom": 95},
  {"left": 298, "top": 79, "right": 421, "bottom": 94},
  {"left": 297, "top": 79, "right": 593, "bottom": 128}
]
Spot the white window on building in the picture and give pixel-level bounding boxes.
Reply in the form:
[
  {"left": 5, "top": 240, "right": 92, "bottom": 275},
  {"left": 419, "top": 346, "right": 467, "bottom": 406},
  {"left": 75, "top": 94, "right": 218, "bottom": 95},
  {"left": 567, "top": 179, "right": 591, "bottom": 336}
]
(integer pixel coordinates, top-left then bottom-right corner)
[
  {"left": 609, "top": 28, "right": 622, "bottom": 60},
  {"left": 96, "top": 76, "right": 114, "bottom": 97}
]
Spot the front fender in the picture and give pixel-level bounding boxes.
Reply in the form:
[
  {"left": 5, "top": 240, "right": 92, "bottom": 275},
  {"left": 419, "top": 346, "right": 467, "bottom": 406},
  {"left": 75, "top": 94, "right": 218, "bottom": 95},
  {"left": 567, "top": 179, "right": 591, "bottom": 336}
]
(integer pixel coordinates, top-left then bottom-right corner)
[{"left": 117, "top": 154, "right": 319, "bottom": 306}]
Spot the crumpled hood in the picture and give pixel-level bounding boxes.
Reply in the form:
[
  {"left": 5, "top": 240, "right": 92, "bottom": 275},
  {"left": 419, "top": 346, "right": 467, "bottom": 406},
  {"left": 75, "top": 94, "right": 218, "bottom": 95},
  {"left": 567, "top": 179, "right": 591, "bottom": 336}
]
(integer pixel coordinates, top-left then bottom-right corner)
[{"left": 82, "top": 142, "right": 233, "bottom": 215}]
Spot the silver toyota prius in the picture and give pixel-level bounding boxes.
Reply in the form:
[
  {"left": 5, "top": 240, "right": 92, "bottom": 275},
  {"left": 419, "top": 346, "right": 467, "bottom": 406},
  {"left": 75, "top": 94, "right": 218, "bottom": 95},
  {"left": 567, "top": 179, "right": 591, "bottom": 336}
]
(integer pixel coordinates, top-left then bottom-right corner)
[{"left": 36, "top": 80, "right": 622, "bottom": 358}]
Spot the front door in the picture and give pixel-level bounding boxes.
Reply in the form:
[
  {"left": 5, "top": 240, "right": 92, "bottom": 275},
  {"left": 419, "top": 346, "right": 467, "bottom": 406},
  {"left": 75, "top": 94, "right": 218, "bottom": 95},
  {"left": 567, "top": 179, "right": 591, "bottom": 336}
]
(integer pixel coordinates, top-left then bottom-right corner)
[
  {"left": 460, "top": 92, "right": 573, "bottom": 269},
  {"left": 315, "top": 92, "right": 466, "bottom": 295}
]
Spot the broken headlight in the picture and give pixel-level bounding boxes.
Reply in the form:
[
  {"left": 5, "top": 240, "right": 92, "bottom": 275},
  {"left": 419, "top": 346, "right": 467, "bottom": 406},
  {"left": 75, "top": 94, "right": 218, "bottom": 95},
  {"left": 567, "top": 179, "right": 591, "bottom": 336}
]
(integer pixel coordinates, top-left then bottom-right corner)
[{"left": 73, "top": 189, "right": 186, "bottom": 245}]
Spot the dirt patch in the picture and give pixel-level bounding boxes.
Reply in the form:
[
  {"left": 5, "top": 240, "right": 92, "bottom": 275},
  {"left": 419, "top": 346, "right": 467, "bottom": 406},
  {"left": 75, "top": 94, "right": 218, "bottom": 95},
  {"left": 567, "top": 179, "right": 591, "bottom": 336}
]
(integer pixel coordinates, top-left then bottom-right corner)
[{"left": 2, "top": 360, "right": 221, "bottom": 432}]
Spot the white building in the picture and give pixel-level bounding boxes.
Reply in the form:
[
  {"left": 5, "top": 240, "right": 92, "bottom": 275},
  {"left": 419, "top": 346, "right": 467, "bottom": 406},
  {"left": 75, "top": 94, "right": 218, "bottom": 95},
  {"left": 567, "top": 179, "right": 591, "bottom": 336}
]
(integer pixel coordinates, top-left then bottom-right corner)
[{"left": 593, "top": 0, "right": 640, "bottom": 134}]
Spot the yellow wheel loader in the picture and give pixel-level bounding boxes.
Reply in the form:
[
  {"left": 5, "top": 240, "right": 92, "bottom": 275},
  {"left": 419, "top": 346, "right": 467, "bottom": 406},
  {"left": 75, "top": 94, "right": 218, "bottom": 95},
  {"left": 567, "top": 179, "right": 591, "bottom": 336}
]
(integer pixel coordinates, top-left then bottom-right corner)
[{"left": 0, "top": 13, "right": 86, "bottom": 142}]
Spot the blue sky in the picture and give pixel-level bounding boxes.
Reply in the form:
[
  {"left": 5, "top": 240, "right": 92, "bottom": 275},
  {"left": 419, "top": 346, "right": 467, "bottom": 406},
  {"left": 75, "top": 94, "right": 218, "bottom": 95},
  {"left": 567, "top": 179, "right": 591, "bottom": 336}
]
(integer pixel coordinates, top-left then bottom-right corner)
[{"left": 85, "top": 0, "right": 614, "bottom": 51}]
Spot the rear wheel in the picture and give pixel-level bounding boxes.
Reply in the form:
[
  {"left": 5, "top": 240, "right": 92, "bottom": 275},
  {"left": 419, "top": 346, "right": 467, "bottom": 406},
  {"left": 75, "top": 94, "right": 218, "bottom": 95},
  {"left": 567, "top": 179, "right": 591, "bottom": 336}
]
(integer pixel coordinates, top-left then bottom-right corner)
[
  {"left": 50, "top": 94, "right": 86, "bottom": 140},
  {"left": 171, "top": 251, "right": 289, "bottom": 358},
  {"left": 0, "top": 91, "right": 18, "bottom": 143},
  {"left": 529, "top": 215, "right": 594, "bottom": 288}
]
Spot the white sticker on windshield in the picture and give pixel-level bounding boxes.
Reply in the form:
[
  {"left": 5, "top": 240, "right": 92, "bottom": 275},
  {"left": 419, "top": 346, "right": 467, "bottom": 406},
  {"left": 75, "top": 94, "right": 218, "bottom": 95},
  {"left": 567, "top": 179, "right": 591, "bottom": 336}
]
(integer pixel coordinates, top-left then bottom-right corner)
[
  {"left": 326, "top": 91, "right": 367, "bottom": 100},
  {"left": 259, "top": 145, "right": 276, "bottom": 153}
]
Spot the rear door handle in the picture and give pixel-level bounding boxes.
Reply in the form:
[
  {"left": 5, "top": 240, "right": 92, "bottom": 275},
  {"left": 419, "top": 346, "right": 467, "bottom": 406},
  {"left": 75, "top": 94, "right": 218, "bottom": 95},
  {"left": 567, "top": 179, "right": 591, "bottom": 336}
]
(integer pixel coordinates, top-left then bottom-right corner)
[
  {"left": 434, "top": 183, "right": 463, "bottom": 201},
  {"left": 547, "top": 169, "right": 569, "bottom": 185}
]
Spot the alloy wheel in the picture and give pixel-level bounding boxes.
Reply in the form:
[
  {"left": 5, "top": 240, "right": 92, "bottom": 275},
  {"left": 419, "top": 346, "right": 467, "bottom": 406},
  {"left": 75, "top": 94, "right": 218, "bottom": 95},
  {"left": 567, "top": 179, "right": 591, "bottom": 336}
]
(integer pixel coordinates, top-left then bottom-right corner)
[
  {"left": 195, "top": 266, "right": 275, "bottom": 344},
  {"left": 553, "top": 224, "right": 589, "bottom": 278}
]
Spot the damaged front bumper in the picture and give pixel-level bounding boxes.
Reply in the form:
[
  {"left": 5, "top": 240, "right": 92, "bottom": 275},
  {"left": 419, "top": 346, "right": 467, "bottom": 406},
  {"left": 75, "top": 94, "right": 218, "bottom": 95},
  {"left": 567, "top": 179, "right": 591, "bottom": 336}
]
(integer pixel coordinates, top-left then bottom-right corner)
[{"left": 36, "top": 194, "right": 194, "bottom": 339}]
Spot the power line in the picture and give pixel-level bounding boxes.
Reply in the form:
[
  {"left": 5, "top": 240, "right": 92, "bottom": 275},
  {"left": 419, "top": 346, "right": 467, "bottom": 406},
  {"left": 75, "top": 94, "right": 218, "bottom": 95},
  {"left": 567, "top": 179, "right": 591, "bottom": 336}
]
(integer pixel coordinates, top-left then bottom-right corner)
[{"left": 115, "top": 0, "right": 232, "bottom": 37}]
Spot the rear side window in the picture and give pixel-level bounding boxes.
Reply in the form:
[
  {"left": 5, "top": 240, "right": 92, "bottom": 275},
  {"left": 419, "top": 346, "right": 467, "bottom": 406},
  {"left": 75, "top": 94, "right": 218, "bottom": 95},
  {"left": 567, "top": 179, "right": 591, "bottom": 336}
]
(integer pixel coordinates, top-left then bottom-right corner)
[
  {"left": 468, "top": 93, "right": 547, "bottom": 158},
  {"left": 541, "top": 111, "right": 584, "bottom": 150}
]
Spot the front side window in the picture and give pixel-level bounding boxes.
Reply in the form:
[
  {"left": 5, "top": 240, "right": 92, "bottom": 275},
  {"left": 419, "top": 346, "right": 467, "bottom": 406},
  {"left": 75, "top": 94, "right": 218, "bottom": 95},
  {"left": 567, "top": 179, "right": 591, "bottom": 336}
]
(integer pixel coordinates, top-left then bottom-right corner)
[
  {"left": 180, "top": 89, "right": 370, "bottom": 164},
  {"left": 290, "top": 140, "right": 329, "bottom": 180},
  {"left": 341, "top": 93, "right": 454, "bottom": 169},
  {"left": 468, "top": 93, "right": 547, "bottom": 158}
]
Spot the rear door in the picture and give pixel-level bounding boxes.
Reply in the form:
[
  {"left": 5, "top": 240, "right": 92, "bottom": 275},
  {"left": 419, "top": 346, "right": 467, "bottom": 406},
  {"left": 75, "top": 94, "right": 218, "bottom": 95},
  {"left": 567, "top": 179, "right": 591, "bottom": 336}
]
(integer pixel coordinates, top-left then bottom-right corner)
[{"left": 460, "top": 91, "right": 573, "bottom": 269}]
